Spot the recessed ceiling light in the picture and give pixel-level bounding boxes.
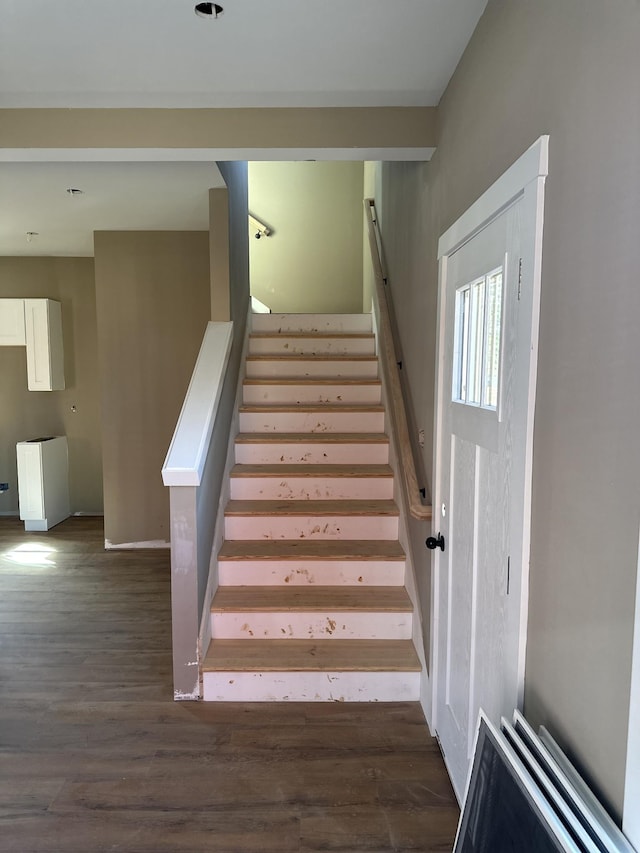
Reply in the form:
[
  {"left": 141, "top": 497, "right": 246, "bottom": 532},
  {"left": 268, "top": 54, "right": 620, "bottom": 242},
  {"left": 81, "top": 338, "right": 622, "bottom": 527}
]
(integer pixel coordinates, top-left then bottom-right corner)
[
  {"left": 195, "top": 3, "right": 223, "bottom": 19},
  {"left": 66, "top": 188, "right": 84, "bottom": 196}
]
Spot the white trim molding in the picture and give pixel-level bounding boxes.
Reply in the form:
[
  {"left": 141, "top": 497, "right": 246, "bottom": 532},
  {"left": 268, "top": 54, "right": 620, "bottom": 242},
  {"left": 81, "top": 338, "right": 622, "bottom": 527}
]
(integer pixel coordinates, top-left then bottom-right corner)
[
  {"left": 623, "top": 521, "right": 640, "bottom": 848},
  {"left": 162, "top": 321, "right": 233, "bottom": 487},
  {"left": 438, "top": 136, "right": 549, "bottom": 259},
  {"left": 431, "top": 136, "right": 549, "bottom": 741},
  {"left": 105, "top": 539, "right": 170, "bottom": 550}
]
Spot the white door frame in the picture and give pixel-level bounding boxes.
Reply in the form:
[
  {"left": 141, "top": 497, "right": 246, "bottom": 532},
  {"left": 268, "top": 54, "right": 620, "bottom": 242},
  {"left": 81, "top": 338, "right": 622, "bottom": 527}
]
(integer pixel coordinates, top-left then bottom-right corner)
[
  {"left": 430, "top": 136, "right": 549, "bottom": 740},
  {"left": 623, "top": 522, "right": 640, "bottom": 848}
]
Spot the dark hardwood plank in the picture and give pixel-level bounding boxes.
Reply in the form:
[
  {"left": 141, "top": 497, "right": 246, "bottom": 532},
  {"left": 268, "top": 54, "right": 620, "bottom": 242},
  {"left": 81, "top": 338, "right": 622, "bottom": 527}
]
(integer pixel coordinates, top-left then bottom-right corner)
[{"left": 0, "top": 517, "right": 458, "bottom": 852}]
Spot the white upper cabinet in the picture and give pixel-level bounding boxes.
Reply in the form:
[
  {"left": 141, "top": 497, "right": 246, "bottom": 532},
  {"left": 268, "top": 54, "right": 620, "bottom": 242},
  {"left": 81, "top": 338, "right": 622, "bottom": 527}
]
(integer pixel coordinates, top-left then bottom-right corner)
[
  {"left": 0, "top": 297, "right": 65, "bottom": 390},
  {"left": 23, "top": 299, "right": 65, "bottom": 391},
  {"left": 0, "top": 298, "right": 27, "bottom": 345}
]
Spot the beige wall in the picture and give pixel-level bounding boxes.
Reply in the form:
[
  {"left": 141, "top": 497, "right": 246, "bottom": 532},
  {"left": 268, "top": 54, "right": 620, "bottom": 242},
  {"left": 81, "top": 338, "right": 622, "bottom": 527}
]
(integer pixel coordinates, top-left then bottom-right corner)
[
  {"left": 249, "top": 162, "right": 364, "bottom": 313},
  {"left": 374, "top": 162, "right": 436, "bottom": 673},
  {"left": 377, "top": 0, "right": 640, "bottom": 816},
  {"left": 362, "top": 162, "right": 378, "bottom": 313},
  {"left": 0, "top": 107, "right": 435, "bottom": 152},
  {"left": 93, "top": 232, "right": 210, "bottom": 547},
  {"left": 0, "top": 258, "right": 103, "bottom": 515},
  {"left": 209, "top": 187, "right": 231, "bottom": 321}
]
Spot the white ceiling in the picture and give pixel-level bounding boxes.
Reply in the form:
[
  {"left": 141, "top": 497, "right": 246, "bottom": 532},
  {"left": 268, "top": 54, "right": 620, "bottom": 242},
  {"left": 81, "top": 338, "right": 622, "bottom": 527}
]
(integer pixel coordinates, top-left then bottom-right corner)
[
  {"left": 0, "top": 162, "right": 224, "bottom": 256},
  {"left": 0, "top": 0, "right": 487, "bottom": 109},
  {"left": 0, "top": 0, "right": 487, "bottom": 256}
]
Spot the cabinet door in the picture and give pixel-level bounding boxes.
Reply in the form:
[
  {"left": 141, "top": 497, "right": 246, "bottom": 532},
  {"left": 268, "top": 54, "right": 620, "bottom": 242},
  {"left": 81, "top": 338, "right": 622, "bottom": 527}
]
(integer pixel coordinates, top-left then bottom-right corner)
[
  {"left": 0, "top": 299, "right": 26, "bottom": 345},
  {"left": 16, "top": 442, "right": 45, "bottom": 520},
  {"left": 24, "top": 299, "right": 65, "bottom": 391}
]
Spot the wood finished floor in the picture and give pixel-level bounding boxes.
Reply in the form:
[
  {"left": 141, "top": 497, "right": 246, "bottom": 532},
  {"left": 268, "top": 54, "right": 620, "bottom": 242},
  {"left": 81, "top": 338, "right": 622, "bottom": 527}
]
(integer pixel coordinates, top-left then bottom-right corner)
[{"left": 0, "top": 517, "right": 458, "bottom": 852}]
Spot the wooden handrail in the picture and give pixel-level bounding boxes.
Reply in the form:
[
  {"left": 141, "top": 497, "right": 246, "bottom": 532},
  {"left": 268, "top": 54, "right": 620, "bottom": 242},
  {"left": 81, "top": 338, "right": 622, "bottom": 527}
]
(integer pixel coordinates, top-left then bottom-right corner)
[
  {"left": 364, "top": 198, "right": 432, "bottom": 521},
  {"left": 249, "top": 213, "right": 271, "bottom": 239}
]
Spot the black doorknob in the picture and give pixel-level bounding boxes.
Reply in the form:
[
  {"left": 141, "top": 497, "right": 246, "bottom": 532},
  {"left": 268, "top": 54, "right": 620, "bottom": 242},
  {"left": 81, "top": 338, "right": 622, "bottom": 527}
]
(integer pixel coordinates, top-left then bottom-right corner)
[{"left": 426, "top": 533, "right": 445, "bottom": 552}]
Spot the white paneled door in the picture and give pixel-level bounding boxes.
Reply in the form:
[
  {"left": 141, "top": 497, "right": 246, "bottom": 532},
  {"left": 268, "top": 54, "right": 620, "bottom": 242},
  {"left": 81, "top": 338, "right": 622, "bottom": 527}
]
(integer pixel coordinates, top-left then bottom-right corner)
[{"left": 432, "top": 138, "right": 548, "bottom": 801}]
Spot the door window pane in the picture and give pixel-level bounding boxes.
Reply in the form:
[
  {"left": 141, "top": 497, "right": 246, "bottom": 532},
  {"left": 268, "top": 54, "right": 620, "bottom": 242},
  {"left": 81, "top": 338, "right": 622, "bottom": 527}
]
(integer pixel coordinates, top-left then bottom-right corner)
[
  {"left": 453, "top": 267, "right": 503, "bottom": 411},
  {"left": 468, "top": 278, "right": 485, "bottom": 405},
  {"left": 455, "top": 287, "right": 471, "bottom": 402}
]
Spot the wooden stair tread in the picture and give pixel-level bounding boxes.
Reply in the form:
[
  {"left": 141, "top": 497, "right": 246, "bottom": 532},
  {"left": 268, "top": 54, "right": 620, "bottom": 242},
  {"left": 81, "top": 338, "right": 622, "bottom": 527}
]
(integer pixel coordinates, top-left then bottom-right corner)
[
  {"left": 250, "top": 332, "right": 374, "bottom": 339},
  {"left": 203, "top": 639, "right": 421, "bottom": 672},
  {"left": 235, "top": 432, "right": 389, "bottom": 444},
  {"left": 244, "top": 377, "right": 381, "bottom": 385},
  {"left": 225, "top": 499, "right": 398, "bottom": 517},
  {"left": 218, "top": 539, "right": 405, "bottom": 560},
  {"left": 230, "top": 464, "right": 393, "bottom": 478},
  {"left": 211, "top": 586, "right": 413, "bottom": 612},
  {"left": 246, "top": 355, "right": 378, "bottom": 362},
  {"left": 239, "top": 404, "right": 384, "bottom": 413}
]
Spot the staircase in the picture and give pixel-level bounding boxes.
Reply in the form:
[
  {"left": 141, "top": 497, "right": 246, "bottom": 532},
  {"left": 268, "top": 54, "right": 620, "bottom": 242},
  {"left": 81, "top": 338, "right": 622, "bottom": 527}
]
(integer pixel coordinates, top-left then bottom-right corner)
[{"left": 202, "top": 313, "right": 421, "bottom": 701}]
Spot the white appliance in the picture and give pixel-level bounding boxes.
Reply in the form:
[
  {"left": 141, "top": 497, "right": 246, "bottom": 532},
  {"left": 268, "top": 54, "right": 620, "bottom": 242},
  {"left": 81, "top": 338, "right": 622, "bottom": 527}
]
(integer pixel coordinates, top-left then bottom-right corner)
[{"left": 16, "top": 436, "right": 70, "bottom": 531}]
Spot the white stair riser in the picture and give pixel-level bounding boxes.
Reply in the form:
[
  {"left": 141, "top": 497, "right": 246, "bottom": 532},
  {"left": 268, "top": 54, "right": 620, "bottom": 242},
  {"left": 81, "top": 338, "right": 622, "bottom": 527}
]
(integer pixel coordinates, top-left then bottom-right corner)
[
  {"left": 234, "top": 441, "right": 389, "bottom": 465},
  {"left": 245, "top": 359, "right": 379, "bottom": 379},
  {"left": 239, "top": 410, "right": 385, "bottom": 433},
  {"left": 203, "top": 670, "right": 420, "bottom": 702},
  {"left": 229, "top": 476, "right": 393, "bottom": 501},
  {"left": 249, "top": 337, "right": 376, "bottom": 356},
  {"left": 224, "top": 514, "right": 399, "bottom": 540},
  {"left": 252, "top": 313, "right": 372, "bottom": 334},
  {"left": 210, "top": 611, "right": 412, "bottom": 640},
  {"left": 243, "top": 383, "right": 381, "bottom": 405},
  {"left": 218, "top": 559, "right": 405, "bottom": 586}
]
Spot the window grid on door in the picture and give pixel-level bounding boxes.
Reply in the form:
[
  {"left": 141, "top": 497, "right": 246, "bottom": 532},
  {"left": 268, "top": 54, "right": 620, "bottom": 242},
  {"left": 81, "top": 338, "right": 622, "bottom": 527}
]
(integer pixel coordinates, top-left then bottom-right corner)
[{"left": 453, "top": 267, "right": 503, "bottom": 410}]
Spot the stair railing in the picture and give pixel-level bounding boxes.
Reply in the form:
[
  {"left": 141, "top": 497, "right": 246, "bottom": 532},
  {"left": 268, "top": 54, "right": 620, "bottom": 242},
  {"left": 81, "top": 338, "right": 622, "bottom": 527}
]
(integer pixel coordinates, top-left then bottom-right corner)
[
  {"left": 364, "top": 198, "right": 432, "bottom": 521},
  {"left": 161, "top": 320, "right": 235, "bottom": 699},
  {"left": 248, "top": 213, "right": 271, "bottom": 239}
]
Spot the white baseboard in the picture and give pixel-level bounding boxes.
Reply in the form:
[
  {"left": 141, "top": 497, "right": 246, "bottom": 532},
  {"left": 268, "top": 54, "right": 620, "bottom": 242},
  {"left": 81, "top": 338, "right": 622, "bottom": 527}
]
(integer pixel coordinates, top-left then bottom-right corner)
[
  {"left": 105, "top": 539, "right": 170, "bottom": 550},
  {"left": 1, "top": 511, "right": 105, "bottom": 518}
]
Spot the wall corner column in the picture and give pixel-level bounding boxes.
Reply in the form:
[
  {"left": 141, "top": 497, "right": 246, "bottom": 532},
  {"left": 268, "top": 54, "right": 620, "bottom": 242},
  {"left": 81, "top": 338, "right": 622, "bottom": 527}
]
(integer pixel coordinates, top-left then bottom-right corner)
[
  {"left": 169, "top": 484, "right": 201, "bottom": 700},
  {"left": 209, "top": 187, "right": 231, "bottom": 321}
]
